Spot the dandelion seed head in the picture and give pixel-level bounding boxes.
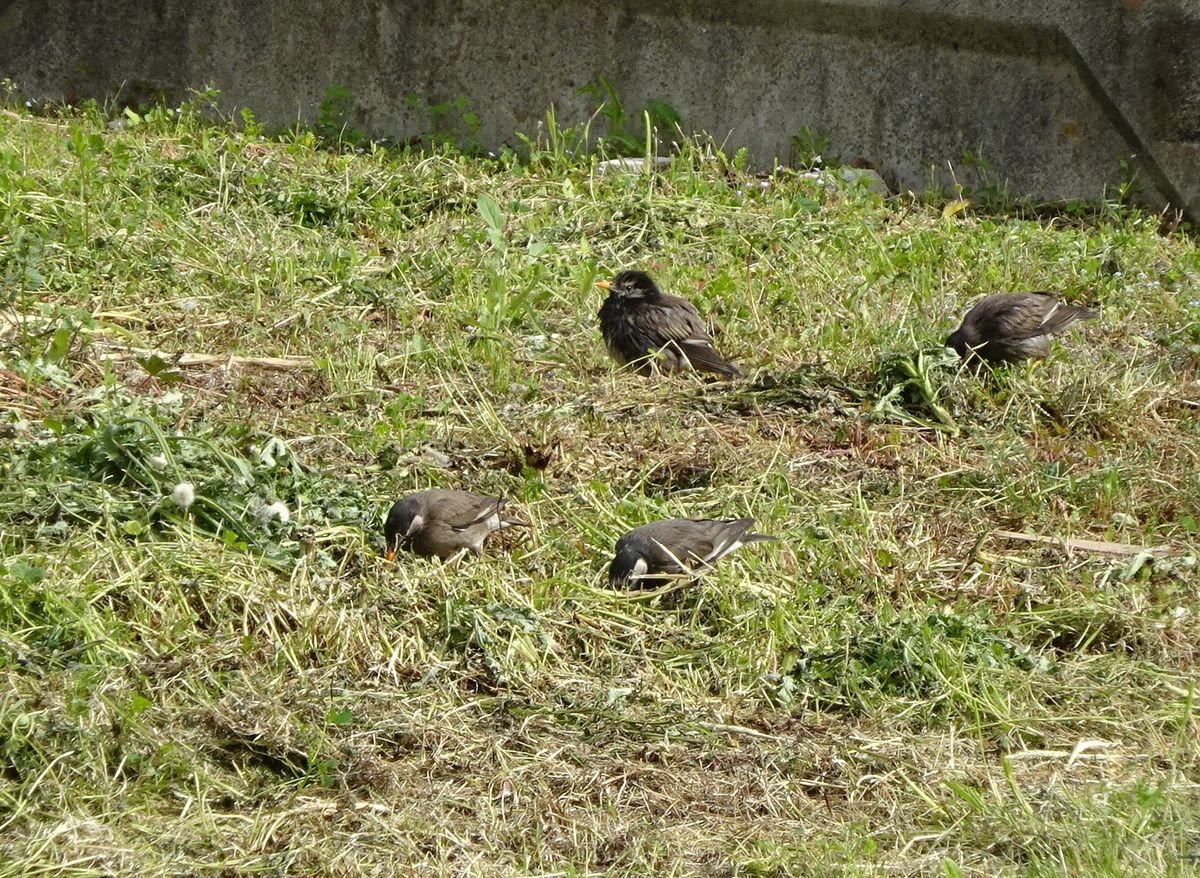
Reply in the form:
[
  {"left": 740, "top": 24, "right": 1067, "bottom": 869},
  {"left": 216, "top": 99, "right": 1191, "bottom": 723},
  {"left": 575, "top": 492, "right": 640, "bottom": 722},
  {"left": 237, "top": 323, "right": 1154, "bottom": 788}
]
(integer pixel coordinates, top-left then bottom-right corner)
[
  {"left": 257, "top": 500, "right": 291, "bottom": 524},
  {"left": 171, "top": 482, "right": 195, "bottom": 509}
]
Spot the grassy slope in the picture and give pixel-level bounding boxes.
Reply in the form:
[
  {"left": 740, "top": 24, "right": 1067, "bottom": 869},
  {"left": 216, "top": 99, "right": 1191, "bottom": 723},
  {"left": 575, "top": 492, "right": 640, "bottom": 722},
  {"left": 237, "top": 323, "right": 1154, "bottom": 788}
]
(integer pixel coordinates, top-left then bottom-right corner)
[{"left": 1, "top": 106, "right": 1199, "bottom": 876}]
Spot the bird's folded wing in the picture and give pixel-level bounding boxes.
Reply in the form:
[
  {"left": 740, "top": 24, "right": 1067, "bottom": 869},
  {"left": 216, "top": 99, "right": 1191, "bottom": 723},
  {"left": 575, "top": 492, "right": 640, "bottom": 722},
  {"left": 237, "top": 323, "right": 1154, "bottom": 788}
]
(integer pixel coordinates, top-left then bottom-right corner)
[
  {"left": 1036, "top": 301, "right": 1096, "bottom": 336},
  {"left": 635, "top": 300, "right": 712, "bottom": 346},
  {"left": 449, "top": 497, "right": 501, "bottom": 530},
  {"left": 648, "top": 537, "right": 709, "bottom": 571},
  {"left": 701, "top": 519, "right": 758, "bottom": 561},
  {"left": 676, "top": 339, "right": 743, "bottom": 376},
  {"left": 992, "top": 301, "right": 1047, "bottom": 339},
  {"left": 625, "top": 299, "right": 742, "bottom": 376},
  {"left": 995, "top": 294, "right": 1090, "bottom": 340}
]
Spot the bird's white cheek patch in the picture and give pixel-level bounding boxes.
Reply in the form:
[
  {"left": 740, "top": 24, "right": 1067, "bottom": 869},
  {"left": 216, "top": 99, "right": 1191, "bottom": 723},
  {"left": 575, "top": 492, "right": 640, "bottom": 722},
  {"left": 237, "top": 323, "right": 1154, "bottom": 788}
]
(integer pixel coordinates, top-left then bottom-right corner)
[
  {"left": 405, "top": 514, "right": 424, "bottom": 536},
  {"left": 633, "top": 558, "right": 649, "bottom": 576}
]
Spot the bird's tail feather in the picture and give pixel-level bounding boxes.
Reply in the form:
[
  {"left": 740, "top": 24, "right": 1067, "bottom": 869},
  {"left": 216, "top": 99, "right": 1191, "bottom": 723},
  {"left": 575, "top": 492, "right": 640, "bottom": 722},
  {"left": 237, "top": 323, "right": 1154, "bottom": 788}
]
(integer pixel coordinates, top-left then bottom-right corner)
[
  {"left": 496, "top": 495, "right": 531, "bottom": 529},
  {"left": 1041, "top": 301, "right": 1099, "bottom": 336},
  {"left": 679, "top": 340, "right": 745, "bottom": 379}
]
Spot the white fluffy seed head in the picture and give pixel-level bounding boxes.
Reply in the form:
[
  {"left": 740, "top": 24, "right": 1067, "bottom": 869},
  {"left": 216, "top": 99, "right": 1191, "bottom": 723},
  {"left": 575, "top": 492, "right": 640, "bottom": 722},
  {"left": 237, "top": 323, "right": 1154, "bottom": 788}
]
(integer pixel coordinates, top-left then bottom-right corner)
[
  {"left": 149, "top": 453, "right": 168, "bottom": 471},
  {"left": 258, "top": 501, "right": 291, "bottom": 524},
  {"left": 171, "top": 482, "right": 195, "bottom": 509}
]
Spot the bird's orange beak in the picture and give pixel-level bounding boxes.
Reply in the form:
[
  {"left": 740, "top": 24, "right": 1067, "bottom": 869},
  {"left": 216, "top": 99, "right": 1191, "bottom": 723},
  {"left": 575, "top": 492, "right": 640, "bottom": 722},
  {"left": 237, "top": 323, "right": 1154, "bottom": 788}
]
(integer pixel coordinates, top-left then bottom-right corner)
[
  {"left": 384, "top": 547, "right": 396, "bottom": 561},
  {"left": 595, "top": 280, "right": 612, "bottom": 290}
]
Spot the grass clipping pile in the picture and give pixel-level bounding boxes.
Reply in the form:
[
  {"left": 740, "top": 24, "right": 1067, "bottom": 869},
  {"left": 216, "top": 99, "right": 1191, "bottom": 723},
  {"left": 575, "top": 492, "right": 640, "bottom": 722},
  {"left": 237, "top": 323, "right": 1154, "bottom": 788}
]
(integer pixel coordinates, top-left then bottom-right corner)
[{"left": 1, "top": 104, "right": 1200, "bottom": 876}]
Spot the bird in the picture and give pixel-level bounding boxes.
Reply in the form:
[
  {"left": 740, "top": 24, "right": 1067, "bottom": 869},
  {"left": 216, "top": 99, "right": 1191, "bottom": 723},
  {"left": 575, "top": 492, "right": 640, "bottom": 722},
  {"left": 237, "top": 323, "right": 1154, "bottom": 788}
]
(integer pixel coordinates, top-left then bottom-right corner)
[
  {"left": 607, "top": 517, "right": 777, "bottom": 588},
  {"left": 946, "top": 292, "right": 1098, "bottom": 363},
  {"left": 596, "top": 270, "right": 744, "bottom": 378},
  {"left": 384, "top": 489, "right": 529, "bottom": 561}
]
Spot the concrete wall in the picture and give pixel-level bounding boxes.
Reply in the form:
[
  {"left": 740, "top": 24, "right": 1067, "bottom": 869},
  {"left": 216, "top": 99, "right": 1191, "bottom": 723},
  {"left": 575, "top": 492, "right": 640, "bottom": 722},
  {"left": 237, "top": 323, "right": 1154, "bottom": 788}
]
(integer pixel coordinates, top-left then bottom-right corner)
[{"left": 3, "top": 0, "right": 1197, "bottom": 220}]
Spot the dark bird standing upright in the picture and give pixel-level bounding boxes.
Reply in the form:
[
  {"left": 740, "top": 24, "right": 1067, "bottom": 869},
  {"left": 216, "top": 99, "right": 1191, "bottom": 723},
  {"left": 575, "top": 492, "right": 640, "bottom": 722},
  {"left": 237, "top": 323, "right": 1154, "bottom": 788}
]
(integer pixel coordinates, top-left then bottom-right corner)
[
  {"left": 596, "top": 270, "right": 744, "bottom": 378},
  {"left": 384, "top": 489, "right": 529, "bottom": 561},
  {"left": 946, "top": 292, "right": 1098, "bottom": 363},
  {"left": 608, "top": 517, "right": 778, "bottom": 588}
]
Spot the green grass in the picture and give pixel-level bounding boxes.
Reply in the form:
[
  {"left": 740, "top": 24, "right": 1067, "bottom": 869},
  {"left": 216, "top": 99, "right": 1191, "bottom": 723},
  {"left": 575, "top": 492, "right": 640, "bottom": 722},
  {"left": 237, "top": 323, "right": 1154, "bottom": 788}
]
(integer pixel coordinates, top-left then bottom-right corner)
[{"left": 1, "top": 101, "right": 1199, "bottom": 876}]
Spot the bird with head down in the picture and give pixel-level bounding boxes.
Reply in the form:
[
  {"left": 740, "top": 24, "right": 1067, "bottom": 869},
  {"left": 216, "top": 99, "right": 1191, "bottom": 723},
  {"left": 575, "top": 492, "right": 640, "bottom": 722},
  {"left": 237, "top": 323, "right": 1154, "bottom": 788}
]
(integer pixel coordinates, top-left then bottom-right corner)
[
  {"left": 596, "top": 270, "right": 744, "bottom": 378},
  {"left": 607, "top": 517, "right": 777, "bottom": 589},
  {"left": 384, "top": 489, "right": 529, "bottom": 561},
  {"left": 946, "top": 292, "right": 1098, "bottom": 363}
]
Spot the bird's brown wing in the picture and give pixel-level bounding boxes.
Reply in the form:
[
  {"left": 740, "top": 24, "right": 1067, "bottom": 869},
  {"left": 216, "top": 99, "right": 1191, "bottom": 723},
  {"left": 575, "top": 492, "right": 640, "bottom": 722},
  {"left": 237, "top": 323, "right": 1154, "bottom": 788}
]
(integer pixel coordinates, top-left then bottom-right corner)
[
  {"left": 1031, "top": 299, "right": 1097, "bottom": 336},
  {"left": 637, "top": 296, "right": 711, "bottom": 343},
  {"left": 427, "top": 491, "right": 501, "bottom": 531},
  {"left": 987, "top": 293, "right": 1094, "bottom": 340},
  {"left": 639, "top": 519, "right": 738, "bottom": 568},
  {"left": 634, "top": 296, "right": 743, "bottom": 377},
  {"left": 639, "top": 528, "right": 713, "bottom": 572}
]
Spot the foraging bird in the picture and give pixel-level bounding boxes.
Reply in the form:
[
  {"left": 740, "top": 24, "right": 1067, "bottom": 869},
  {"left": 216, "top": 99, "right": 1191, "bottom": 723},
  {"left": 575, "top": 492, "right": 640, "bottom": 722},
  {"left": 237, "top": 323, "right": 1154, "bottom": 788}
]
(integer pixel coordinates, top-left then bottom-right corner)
[
  {"left": 384, "top": 489, "right": 529, "bottom": 561},
  {"left": 946, "top": 292, "right": 1098, "bottom": 363},
  {"left": 596, "top": 270, "right": 744, "bottom": 378},
  {"left": 608, "top": 517, "right": 777, "bottom": 588}
]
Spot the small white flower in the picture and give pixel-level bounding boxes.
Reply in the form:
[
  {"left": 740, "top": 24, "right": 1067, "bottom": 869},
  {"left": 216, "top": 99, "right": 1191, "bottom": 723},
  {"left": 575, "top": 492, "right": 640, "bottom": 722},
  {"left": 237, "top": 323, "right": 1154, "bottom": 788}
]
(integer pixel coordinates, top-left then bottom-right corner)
[
  {"left": 24, "top": 100, "right": 32, "bottom": 108},
  {"left": 171, "top": 482, "right": 195, "bottom": 509},
  {"left": 149, "top": 453, "right": 168, "bottom": 470},
  {"left": 257, "top": 501, "right": 291, "bottom": 524}
]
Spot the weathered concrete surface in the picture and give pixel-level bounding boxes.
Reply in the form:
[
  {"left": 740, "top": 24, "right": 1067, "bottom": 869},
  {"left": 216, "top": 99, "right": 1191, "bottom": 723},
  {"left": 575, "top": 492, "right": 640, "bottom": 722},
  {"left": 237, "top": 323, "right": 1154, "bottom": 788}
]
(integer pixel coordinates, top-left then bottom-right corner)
[{"left": 2, "top": 0, "right": 1197, "bottom": 219}]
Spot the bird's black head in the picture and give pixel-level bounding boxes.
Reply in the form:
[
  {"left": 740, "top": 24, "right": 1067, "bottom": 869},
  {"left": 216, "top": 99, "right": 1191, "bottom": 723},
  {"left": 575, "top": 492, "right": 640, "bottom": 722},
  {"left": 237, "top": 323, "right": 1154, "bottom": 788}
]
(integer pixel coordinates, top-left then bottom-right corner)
[
  {"left": 607, "top": 542, "right": 648, "bottom": 588},
  {"left": 383, "top": 497, "right": 422, "bottom": 561},
  {"left": 597, "top": 270, "right": 661, "bottom": 301},
  {"left": 945, "top": 328, "right": 967, "bottom": 358}
]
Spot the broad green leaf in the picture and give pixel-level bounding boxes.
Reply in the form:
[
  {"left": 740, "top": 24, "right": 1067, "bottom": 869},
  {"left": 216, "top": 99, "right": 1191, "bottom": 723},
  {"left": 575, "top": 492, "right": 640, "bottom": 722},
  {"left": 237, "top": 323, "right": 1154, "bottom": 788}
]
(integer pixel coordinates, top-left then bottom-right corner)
[{"left": 476, "top": 192, "right": 503, "bottom": 233}]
